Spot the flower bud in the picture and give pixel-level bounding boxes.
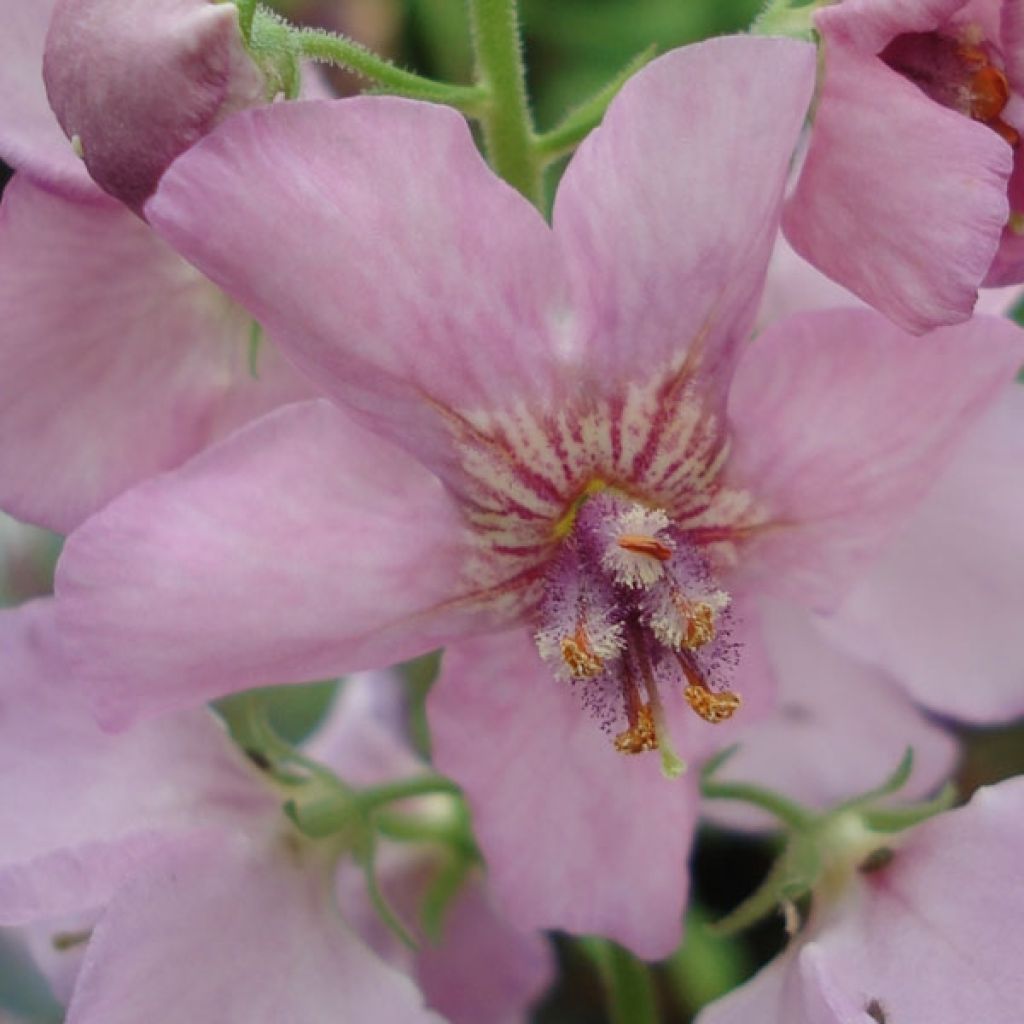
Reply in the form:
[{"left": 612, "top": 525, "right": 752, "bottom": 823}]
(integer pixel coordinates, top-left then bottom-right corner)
[{"left": 43, "top": 0, "right": 267, "bottom": 211}]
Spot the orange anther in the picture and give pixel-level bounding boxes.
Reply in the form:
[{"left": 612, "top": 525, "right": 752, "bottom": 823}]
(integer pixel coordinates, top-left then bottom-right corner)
[
  {"left": 970, "top": 65, "right": 1011, "bottom": 122},
  {"left": 617, "top": 535, "right": 673, "bottom": 561},
  {"left": 560, "top": 627, "right": 604, "bottom": 679},
  {"left": 614, "top": 704, "right": 657, "bottom": 754},
  {"left": 684, "top": 685, "right": 742, "bottom": 724}
]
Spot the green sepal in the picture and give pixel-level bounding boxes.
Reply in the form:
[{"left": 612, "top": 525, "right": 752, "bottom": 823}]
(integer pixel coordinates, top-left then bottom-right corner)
[
  {"left": 533, "top": 45, "right": 657, "bottom": 162},
  {"left": 835, "top": 748, "right": 914, "bottom": 814},
  {"left": 359, "top": 832, "right": 421, "bottom": 952},
  {"left": 248, "top": 7, "right": 302, "bottom": 101},
  {"left": 228, "top": 0, "right": 256, "bottom": 43},
  {"left": 710, "top": 833, "right": 821, "bottom": 937},
  {"left": 420, "top": 855, "right": 472, "bottom": 943},
  {"left": 861, "top": 782, "right": 958, "bottom": 833},
  {"left": 247, "top": 321, "right": 263, "bottom": 380}
]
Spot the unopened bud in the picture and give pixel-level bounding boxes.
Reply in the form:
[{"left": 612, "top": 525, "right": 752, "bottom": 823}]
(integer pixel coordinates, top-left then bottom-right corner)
[{"left": 43, "top": 0, "right": 270, "bottom": 211}]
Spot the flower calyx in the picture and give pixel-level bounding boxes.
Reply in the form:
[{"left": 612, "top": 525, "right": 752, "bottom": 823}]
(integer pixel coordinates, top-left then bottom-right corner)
[{"left": 702, "top": 748, "right": 957, "bottom": 937}]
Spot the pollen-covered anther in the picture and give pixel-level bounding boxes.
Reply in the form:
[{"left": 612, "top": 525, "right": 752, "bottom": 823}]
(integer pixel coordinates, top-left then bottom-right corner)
[
  {"left": 535, "top": 612, "right": 624, "bottom": 682},
  {"left": 683, "top": 684, "right": 742, "bottom": 724},
  {"left": 613, "top": 704, "right": 657, "bottom": 754},
  {"left": 560, "top": 630, "right": 604, "bottom": 679}
]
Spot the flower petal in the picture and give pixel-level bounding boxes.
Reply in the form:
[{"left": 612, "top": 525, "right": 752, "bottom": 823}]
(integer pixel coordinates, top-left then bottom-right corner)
[
  {"left": 0, "top": 174, "right": 311, "bottom": 533},
  {"left": 0, "top": 0, "right": 94, "bottom": 196},
  {"left": 784, "top": 38, "right": 1011, "bottom": 332},
  {"left": 709, "top": 601, "right": 957, "bottom": 832},
  {"left": 0, "top": 600, "right": 270, "bottom": 924},
  {"left": 814, "top": 0, "right": 966, "bottom": 52},
  {"left": 146, "top": 97, "right": 567, "bottom": 490},
  {"left": 726, "top": 308, "right": 1024, "bottom": 609},
  {"left": 554, "top": 35, "right": 816, "bottom": 390},
  {"left": 57, "top": 400, "right": 506, "bottom": 728},
  {"left": 819, "top": 384, "right": 1024, "bottom": 723},
  {"left": 417, "top": 878, "right": 554, "bottom": 1024},
  {"left": 65, "top": 837, "right": 442, "bottom": 1024},
  {"left": 429, "top": 629, "right": 699, "bottom": 960}
]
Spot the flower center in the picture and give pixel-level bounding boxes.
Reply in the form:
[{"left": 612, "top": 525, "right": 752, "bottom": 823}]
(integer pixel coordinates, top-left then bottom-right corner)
[
  {"left": 533, "top": 491, "right": 742, "bottom": 772},
  {"left": 881, "top": 30, "right": 1020, "bottom": 146}
]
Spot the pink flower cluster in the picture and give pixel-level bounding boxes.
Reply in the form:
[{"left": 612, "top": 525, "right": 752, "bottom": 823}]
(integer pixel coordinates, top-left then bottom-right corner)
[{"left": 2, "top": 0, "right": 1024, "bottom": 1020}]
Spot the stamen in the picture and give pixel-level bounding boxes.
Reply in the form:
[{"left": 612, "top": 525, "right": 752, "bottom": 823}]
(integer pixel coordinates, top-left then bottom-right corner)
[
  {"left": 677, "top": 650, "right": 742, "bottom": 724},
  {"left": 560, "top": 626, "right": 604, "bottom": 679},
  {"left": 614, "top": 704, "right": 657, "bottom": 754},
  {"left": 614, "top": 660, "right": 657, "bottom": 753},
  {"left": 632, "top": 631, "right": 686, "bottom": 778}
]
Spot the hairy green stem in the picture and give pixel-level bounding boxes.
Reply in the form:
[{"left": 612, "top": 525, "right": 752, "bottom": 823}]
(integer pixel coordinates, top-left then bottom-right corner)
[
  {"left": 294, "top": 28, "right": 488, "bottom": 112},
  {"left": 466, "top": 0, "right": 543, "bottom": 203}
]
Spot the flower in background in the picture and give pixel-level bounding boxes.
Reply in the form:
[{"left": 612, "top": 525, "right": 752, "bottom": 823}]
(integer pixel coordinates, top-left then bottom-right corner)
[
  {"left": 0, "top": 600, "right": 550, "bottom": 1023},
  {"left": 0, "top": 0, "right": 314, "bottom": 533},
  {"left": 784, "top": 0, "right": 1024, "bottom": 332},
  {"left": 697, "top": 777, "right": 1024, "bottom": 1023}
]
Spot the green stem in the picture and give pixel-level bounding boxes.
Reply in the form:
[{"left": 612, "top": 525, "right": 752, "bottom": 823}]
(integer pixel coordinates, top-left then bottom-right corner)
[
  {"left": 466, "top": 0, "right": 543, "bottom": 203},
  {"left": 701, "top": 779, "right": 813, "bottom": 830},
  {"left": 293, "top": 28, "right": 488, "bottom": 113},
  {"left": 583, "top": 938, "right": 661, "bottom": 1024}
]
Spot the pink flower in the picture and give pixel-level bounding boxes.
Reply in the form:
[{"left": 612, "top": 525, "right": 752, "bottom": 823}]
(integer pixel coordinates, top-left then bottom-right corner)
[
  {"left": 0, "top": 599, "right": 522, "bottom": 1023},
  {"left": 0, "top": 0, "right": 313, "bottom": 533},
  {"left": 697, "top": 777, "right": 1024, "bottom": 1023},
  {"left": 43, "top": 0, "right": 266, "bottom": 212},
  {"left": 784, "top": 0, "right": 1024, "bottom": 332},
  {"left": 55, "top": 36, "right": 1023, "bottom": 955}
]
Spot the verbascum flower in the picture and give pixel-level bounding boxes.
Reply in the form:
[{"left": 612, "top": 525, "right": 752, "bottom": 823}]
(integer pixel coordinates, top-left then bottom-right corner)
[
  {"left": 0, "top": 601, "right": 545, "bottom": 1023},
  {"left": 55, "top": 36, "right": 1023, "bottom": 955},
  {"left": 785, "top": 0, "right": 1024, "bottom": 332}
]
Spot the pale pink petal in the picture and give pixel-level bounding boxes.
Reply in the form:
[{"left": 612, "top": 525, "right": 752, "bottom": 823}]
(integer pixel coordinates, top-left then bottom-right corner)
[
  {"left": 417, "top": 878, "right": 554, "bottom": 1024},
  {"left": 65, "top": 837, "right": 442, "bottom": 1024},
  {"left": 0, "top": 600, "right": 271, "bottom": 923},
  {"left": 429, "top": 629, "right": 699, "bottom": 960},
  {"left": 815, "top": 0, "right": 966, "bottom": 52},
  {"left": 0, "top": 174, "right": 311, "bottom": 533},
  {"left": 819, "top": 384, "right": 1024, "bottom": 724},
  {"left": 305, "top": 671, "right": 424, "bottom": 786},
  {"left": 708, "top": 602, "right": 957, "bottom": 832},
  {"left": 726, "top": 309, "right": 1024, "bottom": 609},
  {"left": 0, "top": 0, "right": 94, "bottom": 196},
  {"left": 756, "top": 238, "right": 863, "bottom": 333},
  {"left": 554, "top": 36, "right": 816, "bottom": 389},
  {"left": 784, "top": 39, "right": 1011, "bottom": 332},
  {"left": 44, "top": 0, "right": 264, "bottom": 211},
  {"left": 1002, "top": 0, "right": 1024, "bottom": 85},
  {"left": 56, "top": 400, "right": 506, "bottom": 729},
  {"left": 147, "top": 97, "right": 566, "bottom": 489}
]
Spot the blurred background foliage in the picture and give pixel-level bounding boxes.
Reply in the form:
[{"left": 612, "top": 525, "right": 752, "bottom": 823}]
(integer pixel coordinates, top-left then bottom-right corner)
[{"left": 2, "top": 0, "right": 1023, "bottom": 1021}]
